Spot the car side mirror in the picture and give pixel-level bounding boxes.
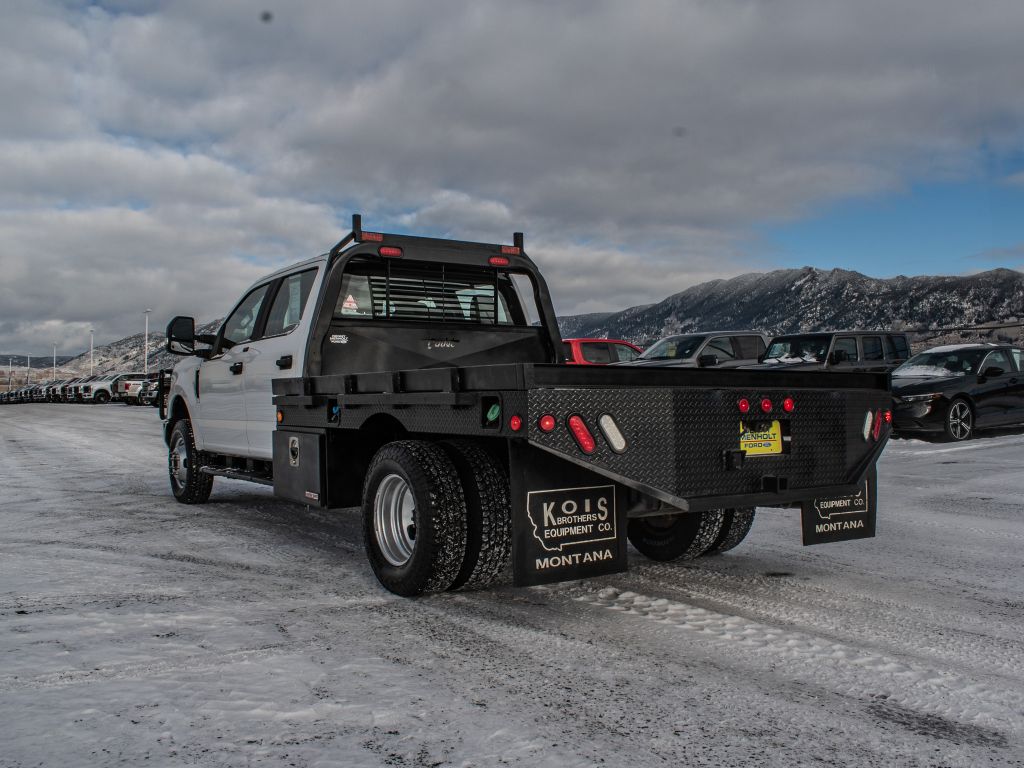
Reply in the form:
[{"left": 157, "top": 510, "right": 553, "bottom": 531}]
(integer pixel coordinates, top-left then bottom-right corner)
[
  {"left": 698, "top": 354, "right": 719, "bottom": 368},
  {"left": 166, "top": 316, "right": 196, "bottom": 356},
  {"left": 830, "top": 349, "right": 849, "bottom": 364},
  {"left": 980, "top": 366, "right": 1004, "bottom": 379}
]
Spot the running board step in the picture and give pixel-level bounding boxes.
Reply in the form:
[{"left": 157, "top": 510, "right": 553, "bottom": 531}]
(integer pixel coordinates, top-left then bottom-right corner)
[{"left": 200, "top": 466, "right": 274, "bottom": 486}]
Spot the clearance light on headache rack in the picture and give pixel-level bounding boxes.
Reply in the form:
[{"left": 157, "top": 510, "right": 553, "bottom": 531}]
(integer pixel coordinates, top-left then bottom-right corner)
[
  {"left": 567, "top": 415, "right": 596, "bottom": 455},
  {"left": 379, "top": 246, "right": 403, "bottom": 258},
  {"left": 489, "top": 256, "right": 510, "bottom": 267},
  {"left": 361, "top": 231, "right": 384, "bottom": 242},
  {"left": 500, "top": 245, "right": 521, "bottom": 255}
]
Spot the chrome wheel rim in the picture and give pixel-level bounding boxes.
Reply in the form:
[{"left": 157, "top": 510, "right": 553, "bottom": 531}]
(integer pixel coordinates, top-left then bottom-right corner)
[
  {"left": 374, "top": 474, "right": 416, "bottom": 566},
  {"left": 948, "top": 401, "right": 972, "bottom": 440},
  {"left": 169, "top": 434, "right": 189, "bottom": 490}
]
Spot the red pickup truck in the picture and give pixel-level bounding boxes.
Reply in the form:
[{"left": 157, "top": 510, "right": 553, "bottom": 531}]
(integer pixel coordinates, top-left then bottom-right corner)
[{"left": 563, "top": 337, "right": 643, "bottom": 365}]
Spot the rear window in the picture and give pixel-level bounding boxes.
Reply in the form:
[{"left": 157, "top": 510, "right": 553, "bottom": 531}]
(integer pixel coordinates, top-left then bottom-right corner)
[
  {"left": 334, "top": 259, "right": 538, "bottom": 326},
  {"left": 581, "top": 343, "right": 613, "bottom": 364},
  {"left": 890, "top": 335, "right": 910, "bottom": 359},
  {"left": 862, "top": 336, "right": 884, "bottom": 360}
]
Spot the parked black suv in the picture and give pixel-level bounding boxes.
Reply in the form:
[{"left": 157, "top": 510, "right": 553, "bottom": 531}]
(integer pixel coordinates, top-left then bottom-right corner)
[{"left": 754, "top": 331, "right": 911, "bottom": 372}]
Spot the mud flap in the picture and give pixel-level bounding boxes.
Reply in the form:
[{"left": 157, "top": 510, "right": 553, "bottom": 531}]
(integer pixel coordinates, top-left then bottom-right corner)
[
  {"left": 801, "top": 465, "right": 877, "bottom": 545},
  {"left": 509, "top": 442, "right": 628, "bottom": 587}
]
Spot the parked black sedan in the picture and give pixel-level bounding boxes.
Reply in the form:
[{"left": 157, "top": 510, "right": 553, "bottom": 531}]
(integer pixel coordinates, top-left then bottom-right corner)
[{"left": 891, "top": 343, "right": 1024, "bottom": 441}]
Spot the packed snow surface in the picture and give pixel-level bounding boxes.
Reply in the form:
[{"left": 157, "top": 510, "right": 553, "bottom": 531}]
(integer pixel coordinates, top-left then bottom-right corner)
[{"left": 1, "top": 405, "right": 1022, "bottom": 767}]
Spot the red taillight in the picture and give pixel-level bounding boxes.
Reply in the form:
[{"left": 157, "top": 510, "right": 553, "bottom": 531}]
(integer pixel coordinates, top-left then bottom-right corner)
[
  {"left": 782, "top": 397, "right": 795, "bottom": 413},
  {"left": 509, "top": 415, "right": 523, "bottom": 432},
  {"left": 872, "top": 410, "right": 883, "bottom": 441},
  {"left": 538, "top": 414, "right": 556, "bottom": 432},
  {"left": 761, "top": 398, "right": 773, "bottom": 413},
  {"left": 379, "top": 246, "right": 403, "bottom": 257},
  {"left": 567, "top": 415, "right": 596, "bottom": 454},
  {"left": 489, "top": 255, "right": 510, "bottom": 267},
  {"left": 362, "top": 231, "right": 384, "bottom": 242},
  {"left": 883, "top": 409, "right": 892, "bottom": 423},
  {"left": 501, "top": 245, "right": 520, "bottom": 255}
]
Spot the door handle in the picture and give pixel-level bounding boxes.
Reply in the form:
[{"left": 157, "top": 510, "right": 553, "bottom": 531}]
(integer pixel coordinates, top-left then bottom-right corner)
[
  {"left": 230, "top": 362, "right": 244, "bottom": 375},
  {"left": 276, "top": 354, "right": 293, "bottom": 370}
]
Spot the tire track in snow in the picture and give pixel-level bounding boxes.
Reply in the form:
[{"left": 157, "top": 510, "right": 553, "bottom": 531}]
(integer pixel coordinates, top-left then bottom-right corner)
[{"left": 580, "top": 587, "right": 1024, "bottom": 739}]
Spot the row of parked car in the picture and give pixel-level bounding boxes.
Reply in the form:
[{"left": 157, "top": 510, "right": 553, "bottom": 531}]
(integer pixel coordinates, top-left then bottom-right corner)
[
  {"left": 0, "top": 371, "right": 165, "bottom": 407},
  {"left": 565, "top": 330, "right": 1024, "bottom": 441}
]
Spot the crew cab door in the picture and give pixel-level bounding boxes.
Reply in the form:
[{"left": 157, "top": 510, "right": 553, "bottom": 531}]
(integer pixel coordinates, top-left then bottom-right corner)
[
  {"left": 974, "top": 349, "right": 1016, "bottom": 426},
  {"left": 197, "top": 283, "right": 272, "bottom": 455},
  {"left": 242, "top": 267, "right": 320, "bottom": 459}
]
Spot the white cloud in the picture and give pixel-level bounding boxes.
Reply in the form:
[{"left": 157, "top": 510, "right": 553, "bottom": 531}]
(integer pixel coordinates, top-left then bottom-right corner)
[{"left": 2, "top": 0, "right": 1024, "bottom": 353}]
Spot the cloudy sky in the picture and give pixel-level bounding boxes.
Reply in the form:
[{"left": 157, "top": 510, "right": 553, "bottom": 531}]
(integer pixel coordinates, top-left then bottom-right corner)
[{"left": 2, "top": 0, "right": 1024, "bottom": 355}]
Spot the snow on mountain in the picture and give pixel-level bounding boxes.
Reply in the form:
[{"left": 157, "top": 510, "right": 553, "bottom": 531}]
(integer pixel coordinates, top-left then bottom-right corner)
[
  {"left": 59, "top": 320, "right": 223, "bottom": 376},
  {"left": 558, "top": 267, "right": 1024, "bottom": 348}
]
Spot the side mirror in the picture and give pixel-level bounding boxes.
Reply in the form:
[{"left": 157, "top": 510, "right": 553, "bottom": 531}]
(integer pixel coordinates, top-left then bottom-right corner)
[
  {"left": 698, "top": 354, "right": 719, "bottom": 368},
  {"left": 830, "top": 349, "right": 849, "bottom": 364},
  {"left": 166, "top": 316, "right": 196, "bottom": 356},
  {"left": 980, "top": 366, "right": 1004, "bottom": 379}
]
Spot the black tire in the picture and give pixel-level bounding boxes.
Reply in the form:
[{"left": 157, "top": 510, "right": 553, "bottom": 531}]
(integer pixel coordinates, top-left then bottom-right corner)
[
  {"left": 168, "top": 419, "right": 214, "bottom": 504},
  {"left": 362, "top": 440, "right": 467, "bottom": 597},
  {"left": 943, "top": 398, "right": 973, "bottom": 442},
  {"left": 441, "top": 440, "right": 512, "bottom": 590},
  {"left": 93, "top": 390, "right": 110, "bottom": 404},
  {"left": 627, "top": 510, "right": 725, "bottom": 561},
  {"left": 704, "top": 508, "right": 755, "bottom": 555}
]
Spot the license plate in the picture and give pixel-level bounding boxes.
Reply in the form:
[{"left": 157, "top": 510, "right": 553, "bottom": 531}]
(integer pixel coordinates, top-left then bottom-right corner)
[{"left": 740, "top": 420, "right": 783, "bottom": 456}]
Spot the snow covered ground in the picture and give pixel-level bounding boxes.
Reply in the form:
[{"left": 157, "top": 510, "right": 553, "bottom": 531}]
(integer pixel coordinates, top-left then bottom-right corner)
[{"left": 1, "top": 404, "right": 1021, "bottom": 767}]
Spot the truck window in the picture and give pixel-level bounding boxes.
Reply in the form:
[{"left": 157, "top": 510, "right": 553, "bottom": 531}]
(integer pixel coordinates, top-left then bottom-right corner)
[
  {"left": 611, "top": 343, "right": 640, "bottom": 362},
  {"left": 862, "top": 336, "right": 883, "bottom": 361},
  {"left": 334, "top": 260, "right": 538, "bottom": 326},
  {"left": 833, "top": 337, "right": 859, "bottom": 361},
  {"left": 581, "top": 343, "right": 613, "bottom": 364},
  {"left": 265, "top": 269, "right": 317, "bottom": 337},
  {"left": 890, "top": 335, "right": 910, "bottom": 359},
  {"left": 223, "top": 284, "right": 271, "bottom": 346},
  {"left": 732, "top": 335, "right": 765, "bottom": 359},
  {"left": 705, "top": 336, "right": 736, "bottom": 360},
  {"left": 1012, "top": 349, "right": 1024, "bottom": 372}
]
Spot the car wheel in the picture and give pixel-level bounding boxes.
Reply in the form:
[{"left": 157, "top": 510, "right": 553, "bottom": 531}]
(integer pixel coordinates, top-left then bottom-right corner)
[
  {"left": 943, "top": 398, "right": 973, "bottom": 442},
  {"left": 168, "top": 419, "right": 214, "bottom": 504},
  {"left": 362, "top": 440, "right": 467, "bottom": 596},
  {"left": 94, "top": 390, "right": 110, "bottom": 404},
  {"left": 703, "top": 508, "right": 755, "bottom": 554},
  {"left": 627, "top": 510, "right": 724, "bottom": 561},
  {"left": 440, "top": 440, "right": 512, "bottom": 591}
]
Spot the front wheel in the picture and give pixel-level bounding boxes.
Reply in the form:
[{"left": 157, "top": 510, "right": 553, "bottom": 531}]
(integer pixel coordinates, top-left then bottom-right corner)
[
  {"left": 93, "top": 390, "right": 110, "bottom": 404},
  {"left": 627, "top": 510, "right": 724, "bottom": 561},
  {"left": 362, "top": 441, "right": 467, "bottom": 596},
  {"left": 168, "top": 419, "right": 213, "bottom": 504},
  {"left": 943, "top": 398, "right": 973, "bottom": 441}
]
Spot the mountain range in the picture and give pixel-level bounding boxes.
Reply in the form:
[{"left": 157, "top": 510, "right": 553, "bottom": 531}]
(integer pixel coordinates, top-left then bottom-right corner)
[{"left": 557, "top": 267, "right": 1024, "bottom": 349}]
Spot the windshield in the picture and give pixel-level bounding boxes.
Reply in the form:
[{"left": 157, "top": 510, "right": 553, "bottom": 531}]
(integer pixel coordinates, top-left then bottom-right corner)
[
  {"left": 893, "top": 349, "right": 989, "bottom": 378},
  {"left": 638, "top": 335, "right": 705, "bottom": 361},
  {"left": 763, "top": 335, "right": 830, "bottom": 363}
]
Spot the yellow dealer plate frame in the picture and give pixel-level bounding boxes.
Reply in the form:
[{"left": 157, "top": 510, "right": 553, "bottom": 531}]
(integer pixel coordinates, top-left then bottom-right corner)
[{"left": 740, "top": 420, "right": 783, "bottom": 456}]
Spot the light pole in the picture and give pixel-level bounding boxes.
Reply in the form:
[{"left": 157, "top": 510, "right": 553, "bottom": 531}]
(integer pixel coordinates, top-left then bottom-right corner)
[
  {"left": 27, "top": 354, "right": 31, "bottom": 385},
  {"left": 90, "top": 329, "right": 95, "bottom": 375},
  {"left": 52, "top": 343, "right": 57, "bottom": 382},
  {"left": 144, "top": 308, "right": 152, "bottom": 375}
]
